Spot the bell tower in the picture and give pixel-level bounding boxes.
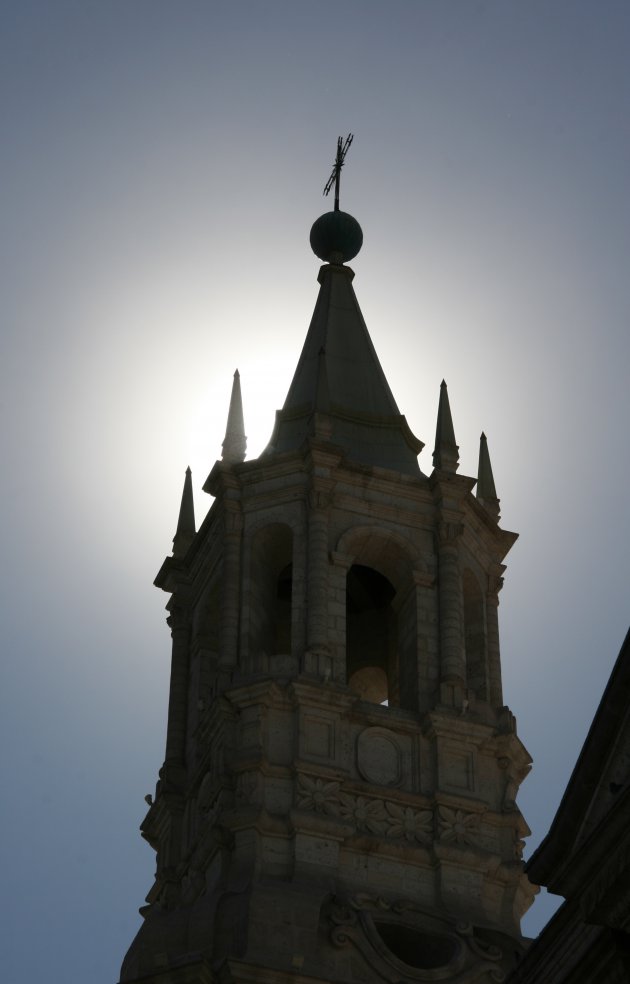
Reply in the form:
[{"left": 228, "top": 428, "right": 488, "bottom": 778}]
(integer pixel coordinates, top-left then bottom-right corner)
[{"left": 120, "top": 171, "right": 535, "bottom": 984}]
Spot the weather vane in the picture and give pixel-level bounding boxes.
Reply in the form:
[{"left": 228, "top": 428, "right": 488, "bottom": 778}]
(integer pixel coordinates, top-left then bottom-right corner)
[{"left": 323, "top": 133, "right": 354, "bottom": 212}]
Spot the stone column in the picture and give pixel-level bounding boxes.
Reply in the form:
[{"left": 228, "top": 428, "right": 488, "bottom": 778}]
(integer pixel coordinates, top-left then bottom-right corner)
[
  {"left": 305, "top": 488, "right": 331, "bottom": 675},
  {"left": 164, "top": 605, "right": 190, "bottom": 785},
  {"left": 220, "top": 505, "right": 243, "bottom": 673},
  {"left": 291, "top": 518, "right": 308, "bottom": 662},
  {"left": 437, "top": 521, "right": 465, "bottom": 706},
  {"left": 405, "top": 569, "right": 436, "bottom": 712},
  {"left": 329, "top": 550, "right": 351, "bottom": 683},
  {"left": 486, "top": 568, "right": 505, "bottom": 707}
]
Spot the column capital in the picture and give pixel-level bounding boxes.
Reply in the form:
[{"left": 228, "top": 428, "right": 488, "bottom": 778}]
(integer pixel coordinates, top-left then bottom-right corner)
[
  {"left": 222, "top": 503, "right": 244, "bottom": 535},
  {"left": 437, "top": 521, "right": 464, "bottom": 546},
  {"left": 308, "top": 488, "right": 333, "bottom": 511}
]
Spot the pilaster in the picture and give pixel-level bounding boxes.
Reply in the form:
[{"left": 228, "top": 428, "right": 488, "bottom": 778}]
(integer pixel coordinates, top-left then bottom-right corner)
[
  {"left": 164, "top": 604, "right": 191, "bottom": 786},
  {"left": 486, "top": 567, "right": 505, "bottom": 708},
  {"left": 436, "top": 520, "right": 466, "bottom": 704},
  {"left": 220, "top": 502, "right": 243, "bottom": 671}
]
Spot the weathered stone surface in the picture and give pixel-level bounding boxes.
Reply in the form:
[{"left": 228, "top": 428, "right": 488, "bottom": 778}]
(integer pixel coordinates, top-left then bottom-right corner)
[{"left": 121, "top": 233, "right": 535, "bottom": 984}]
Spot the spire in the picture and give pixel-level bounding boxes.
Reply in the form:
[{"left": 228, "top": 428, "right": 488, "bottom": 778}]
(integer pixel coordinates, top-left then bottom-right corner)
[
  {"left": 263, "top": 261, "right": 424, "bottom": 475},
  {"left": 221, "top": 369, "right": 247, "bottom": 464},
  {"left": 263, "top": 151, "right": 423, "bottom": 476},
  {"left": 432, "top": 380, "right": 459, "bottom": 472},
  {"left": 314, "top": 346, "right": 330, "bottom": 412},
  {"left": 173, "top": 466, "right": 195, "bottom": 557},
  {"left": 477, "top": 432, "right": 501, "bottom": 521}
]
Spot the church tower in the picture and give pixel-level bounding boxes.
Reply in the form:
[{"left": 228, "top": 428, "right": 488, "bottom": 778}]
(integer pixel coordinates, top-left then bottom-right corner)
[{"left": 120, "top": 157, "right": 535, "bottom": 984}]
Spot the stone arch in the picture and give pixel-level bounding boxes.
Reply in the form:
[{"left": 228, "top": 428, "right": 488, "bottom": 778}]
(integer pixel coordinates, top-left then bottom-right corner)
[
  {"left": 346, "top": 564, "right": 397, "bottom": 703},
  {"left": 335, "top": 526, "right": 418, "bottom": 710},
  {"left": 462, "top": 568, "right": 488, "bottom": 701},
  {"left": 248, "top": 522, "right": 294, "bottom": 673},
  {"left": 337, "top": 525, "right": 422, "bottom": 587}
]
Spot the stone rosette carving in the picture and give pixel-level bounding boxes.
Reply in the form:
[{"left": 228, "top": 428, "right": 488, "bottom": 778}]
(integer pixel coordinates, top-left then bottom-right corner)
[
  {"left": 438, "top": 806, "right": 482, "bottom": 846},
  {"left": 385, "top": 802, "right": 432, "bottom": 843},
  {"left": 297, "top": 774, "right": 435, "bottom": 845},
  {"left": 339, "top": 793, "right": 388, "bottom": 833},
  {"left": 297, "top": 774, "right": 341, "bottom": 815}
]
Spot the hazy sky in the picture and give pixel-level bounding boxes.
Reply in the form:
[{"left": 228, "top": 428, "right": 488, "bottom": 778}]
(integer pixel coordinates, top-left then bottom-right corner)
[{"left": 2, "top": 3, "right": 629, "bottom": 982}]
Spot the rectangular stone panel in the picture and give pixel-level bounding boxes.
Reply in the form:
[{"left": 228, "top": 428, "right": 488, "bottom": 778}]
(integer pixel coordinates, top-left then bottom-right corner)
[
  {"left": 440, "top": 745, "right": 475, "bottom": 792},
  {"left": 300, "top": 711, "right": 337, "bottom": 765}
]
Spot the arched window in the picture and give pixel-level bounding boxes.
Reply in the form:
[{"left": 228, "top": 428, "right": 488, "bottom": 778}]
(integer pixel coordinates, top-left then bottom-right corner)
[
  {"left": 346, "top": 564, "right": 397, "bottom": 705},
  {"left": 462, "top": 568, "right": 487, "bottom": 701}
]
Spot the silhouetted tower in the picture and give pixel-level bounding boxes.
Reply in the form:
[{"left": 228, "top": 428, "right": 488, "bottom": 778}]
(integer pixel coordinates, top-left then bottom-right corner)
[{"left": 120, "top": 151, "right": 535, "bottom": 984}]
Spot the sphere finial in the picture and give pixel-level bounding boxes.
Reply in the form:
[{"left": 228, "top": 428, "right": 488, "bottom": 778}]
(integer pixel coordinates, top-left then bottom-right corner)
[
  {"left": 310, "top": 210, "right": 363, "bottom": 264},
  {"left": 311, "top": 135, "right": 362, "bottom": 263}
]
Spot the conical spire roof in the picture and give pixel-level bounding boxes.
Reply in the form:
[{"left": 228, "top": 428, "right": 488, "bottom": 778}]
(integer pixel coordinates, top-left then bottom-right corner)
[
  {"left": 314, "top": 346, "right": 331, "bottom": 413},
  {"left": 173, "top": 466, "right": 195, "bottom": 557},
  {"left": 222, "top": 369, "right": 247, "bottom": 464},
  {"left": 264, "top": 253, "right": 423, "bottom": 476},
  {"left": 432, "top": 380, "right": 459, "bottom": 472}
]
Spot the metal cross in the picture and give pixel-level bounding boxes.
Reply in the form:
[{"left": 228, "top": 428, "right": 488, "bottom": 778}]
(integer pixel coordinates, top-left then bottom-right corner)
[{"left": 323, "top": 134, "right": 354, "bottom": 212}]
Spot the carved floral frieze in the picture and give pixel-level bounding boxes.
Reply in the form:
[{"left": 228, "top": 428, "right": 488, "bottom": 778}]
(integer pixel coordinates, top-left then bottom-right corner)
[
  {"left": 296, "top": 774, "right": 487, "bottom": 850},
  {"left": 297, "top": 775, "right": 432, "bottom": 844}
]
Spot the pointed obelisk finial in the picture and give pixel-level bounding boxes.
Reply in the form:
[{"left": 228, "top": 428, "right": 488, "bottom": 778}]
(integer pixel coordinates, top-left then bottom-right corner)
[
  {"left": 432, "top": 380, "right": 459, "bottom": 472},
  {"left": 477, "top": 432, "right": 500, "bottom": 521},
  {"left": 173, "top": 466, "right": 196, "bottom": 557},
  {"left": 221, "top": 369, "right": 247, "bottom": 464}
]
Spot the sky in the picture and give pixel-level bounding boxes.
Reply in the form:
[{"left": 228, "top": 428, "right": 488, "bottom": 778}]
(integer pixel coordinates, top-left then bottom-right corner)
[{"left": 1, "top": 2, "right": 629, "bottom": 981}]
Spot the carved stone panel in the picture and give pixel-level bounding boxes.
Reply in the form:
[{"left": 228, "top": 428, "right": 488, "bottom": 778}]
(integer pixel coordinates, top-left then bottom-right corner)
[{"left": 357, "top": 727, "right": 403, "bottom": 787}]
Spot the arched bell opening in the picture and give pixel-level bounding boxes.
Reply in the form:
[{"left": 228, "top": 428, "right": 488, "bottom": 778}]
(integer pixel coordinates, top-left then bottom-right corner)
[
  {"left": 346, "top": 564, "right": 398, "bottom": 705},
  {"left": 249, "top": 523, "right": 294, "bottom": 671},
  {"left": 463, "top": 568, "right": 488, "bottom": 701},
  {"left": 275, "top": 561, "right": 293, "bottom": 655}
]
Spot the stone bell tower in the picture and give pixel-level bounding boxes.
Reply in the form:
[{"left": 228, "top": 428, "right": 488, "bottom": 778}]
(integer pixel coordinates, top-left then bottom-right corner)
[{"left": 119, "top": 181, "right": 535, "bottom": 984}]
